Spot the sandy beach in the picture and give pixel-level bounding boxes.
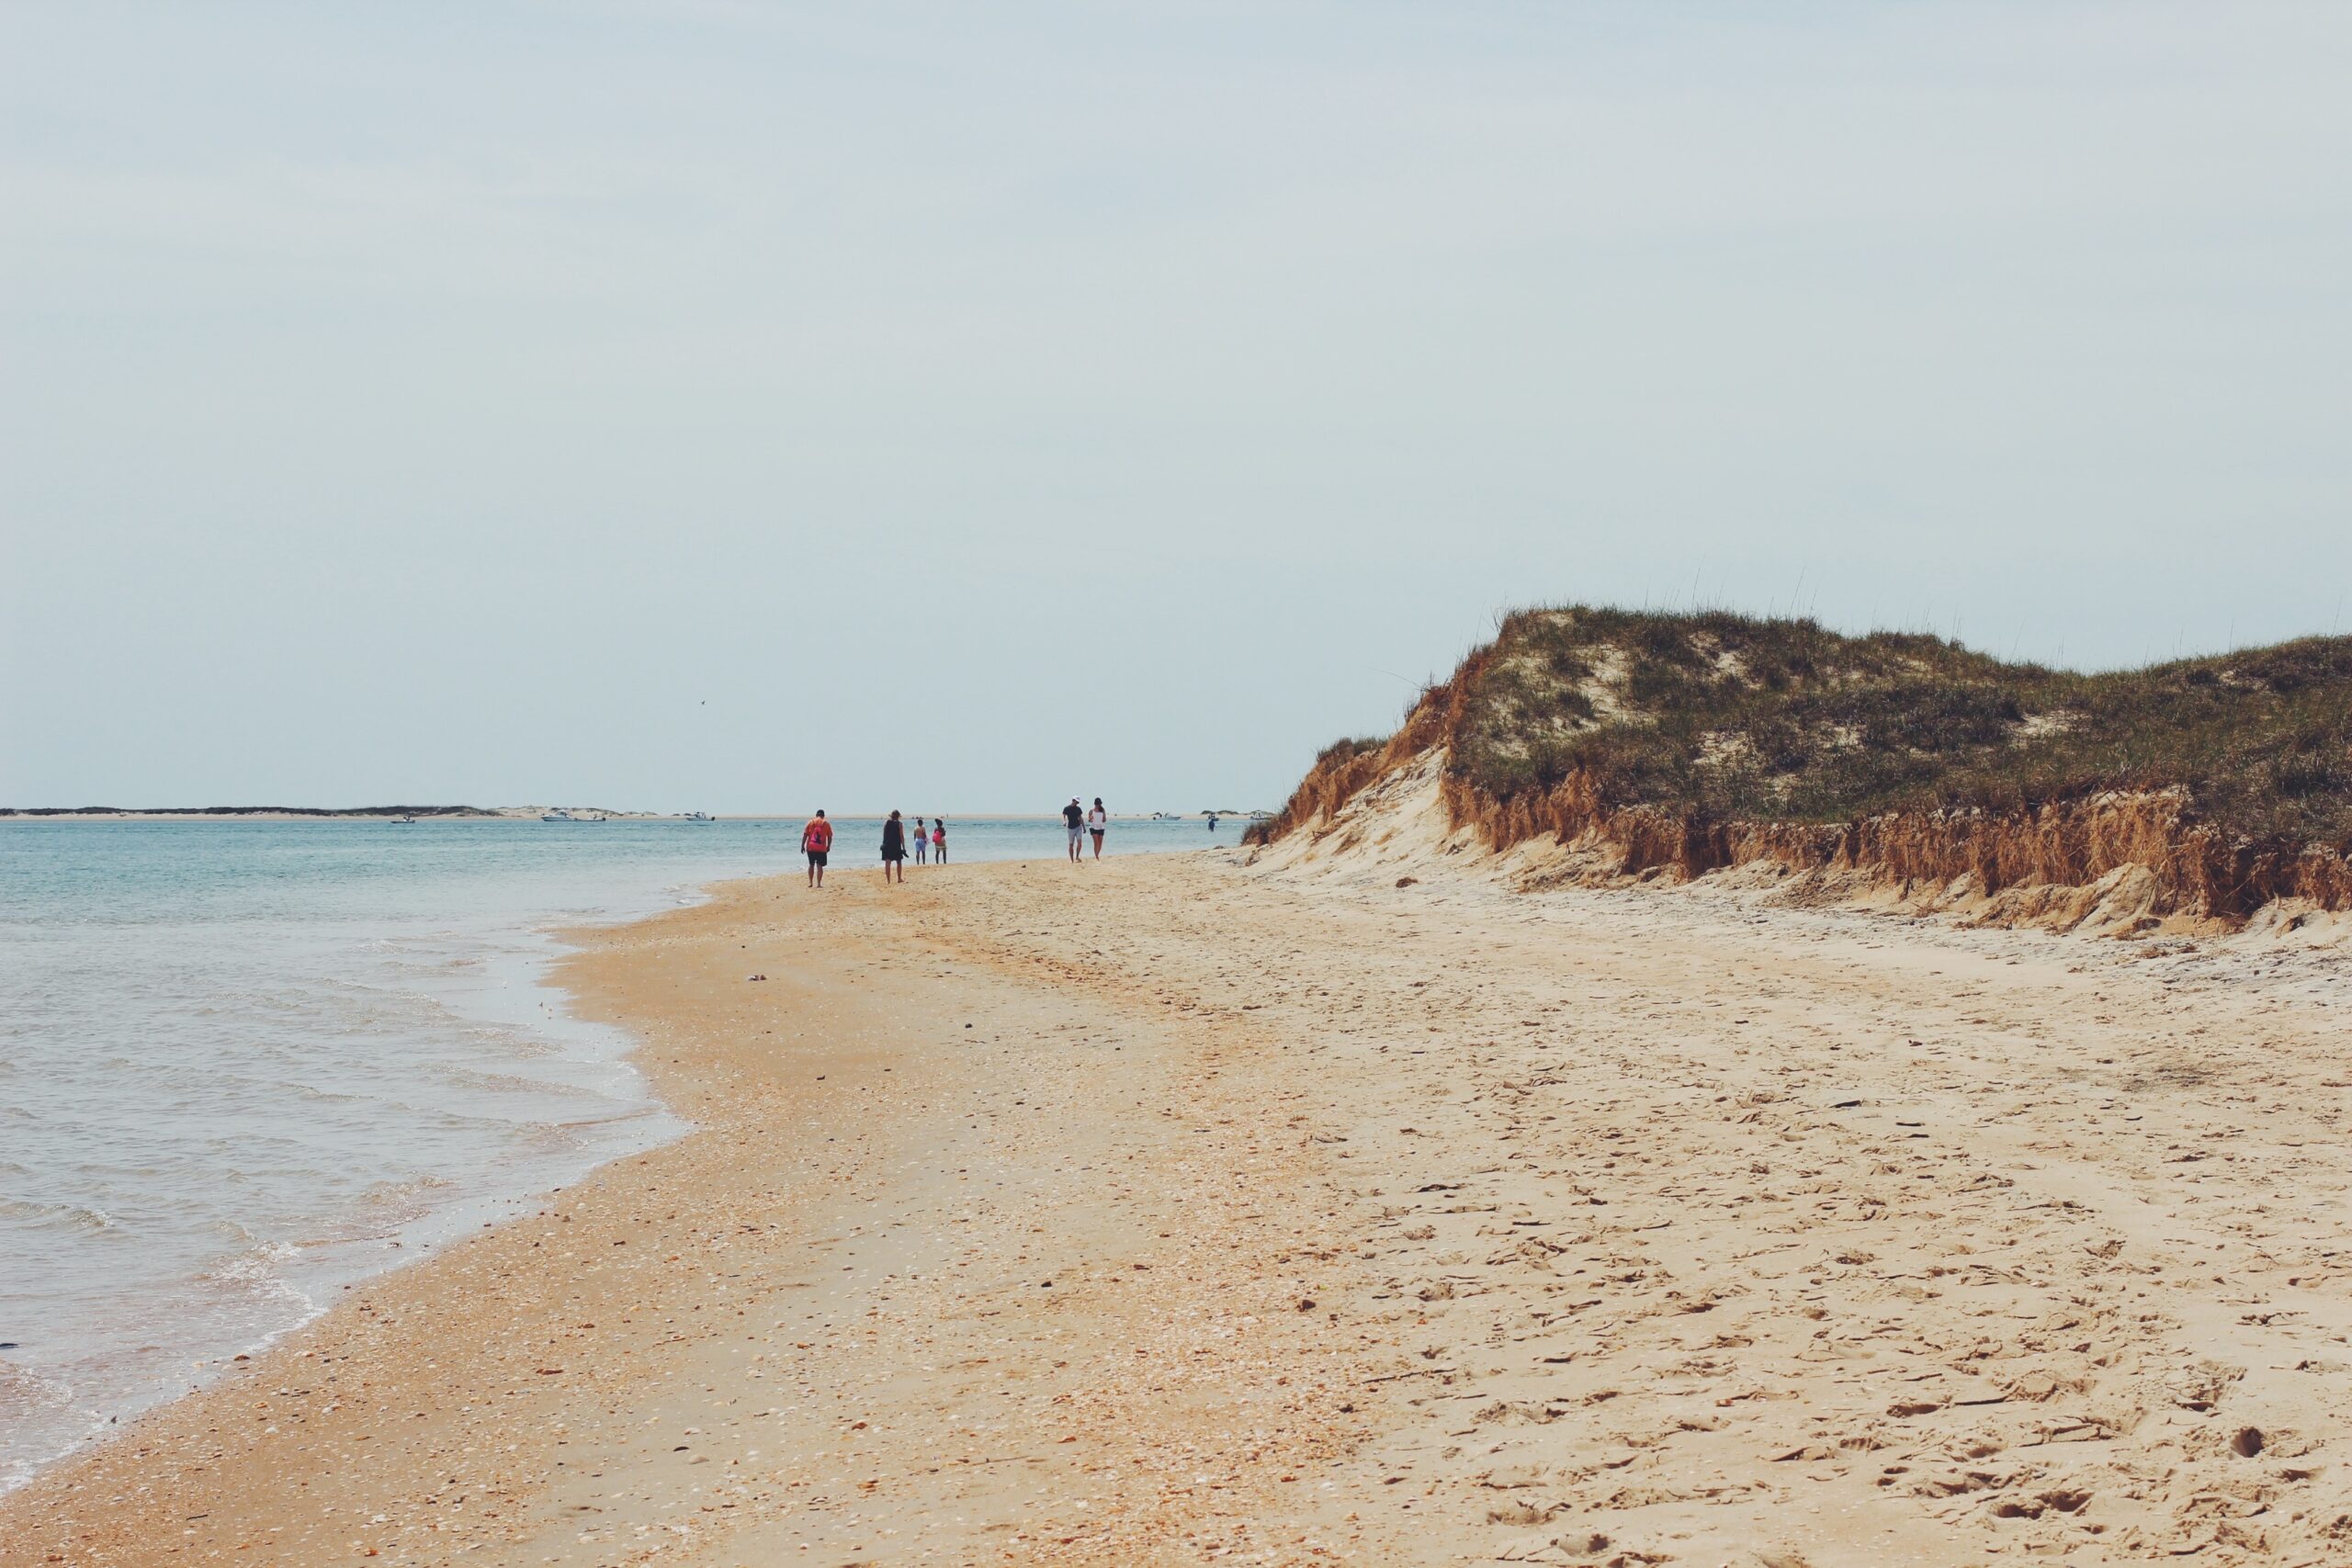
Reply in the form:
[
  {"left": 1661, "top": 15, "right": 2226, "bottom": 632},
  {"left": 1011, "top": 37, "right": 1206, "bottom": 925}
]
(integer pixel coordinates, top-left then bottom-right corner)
[{"left": 7, "top": 846, "right": 2352, "bottom": 1565}]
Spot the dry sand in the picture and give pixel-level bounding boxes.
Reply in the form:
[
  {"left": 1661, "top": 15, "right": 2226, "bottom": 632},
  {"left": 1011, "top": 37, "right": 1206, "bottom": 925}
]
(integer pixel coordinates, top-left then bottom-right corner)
[{"left": 6, "top": 846, "right": 2352, "bottom": 1565}]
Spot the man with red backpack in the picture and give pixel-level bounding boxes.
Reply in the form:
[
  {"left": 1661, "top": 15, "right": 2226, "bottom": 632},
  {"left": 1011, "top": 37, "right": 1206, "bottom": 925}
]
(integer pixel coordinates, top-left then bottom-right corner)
[{"left": 802, "top": 810, "right": 834, "bottom": 888}]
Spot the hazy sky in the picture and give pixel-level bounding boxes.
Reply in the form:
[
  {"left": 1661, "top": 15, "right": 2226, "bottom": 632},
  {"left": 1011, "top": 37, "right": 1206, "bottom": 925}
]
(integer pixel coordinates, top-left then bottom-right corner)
[{"left": 6, "top": 2, "right": 2350, "bottom": 812}]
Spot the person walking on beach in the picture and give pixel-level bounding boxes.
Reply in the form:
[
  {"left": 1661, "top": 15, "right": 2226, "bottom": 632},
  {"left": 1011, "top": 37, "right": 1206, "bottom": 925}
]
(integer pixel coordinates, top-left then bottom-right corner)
[
  {"left": 912, "top": 816, "right": 929, "bottom": 865},
  {"left": 881, "top": 810, "right": 908, "bottom": 883},
  {"left": 1064, "top": 797, "right": 1085, "bottom": 862},
  {"left": 932, "top": 818, "right": 947, "bottom": 863},
  {"left": 801, "top": 809, "right": 833, "bottom": 888},
  {"left": 1087, "top": 797, "right": 1109, "bottom": 860}
]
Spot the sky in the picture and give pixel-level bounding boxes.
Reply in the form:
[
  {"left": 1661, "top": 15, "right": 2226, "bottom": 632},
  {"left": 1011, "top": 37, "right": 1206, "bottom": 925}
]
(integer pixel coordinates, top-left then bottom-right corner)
[{"left": 5, "top": 2, "right": 2350, "bottom": 813}]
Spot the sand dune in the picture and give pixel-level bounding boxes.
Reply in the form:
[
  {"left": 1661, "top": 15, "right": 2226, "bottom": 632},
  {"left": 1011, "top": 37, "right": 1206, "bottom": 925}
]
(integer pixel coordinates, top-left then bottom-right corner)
[{"left": 6, "top": 849, "right": 2349, "bottom": 1564}]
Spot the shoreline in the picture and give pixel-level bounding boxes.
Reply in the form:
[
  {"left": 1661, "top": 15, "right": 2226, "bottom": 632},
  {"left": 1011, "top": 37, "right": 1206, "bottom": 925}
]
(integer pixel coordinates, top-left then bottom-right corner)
[
  {"left": 1, "top": 852, "right": 1385, "bottom": 1564},
  {"left": 0, "top": 829, "right": 1224, "bottom": 1499},
  {"left": 9, "top": 852, "right": 2349, "bottom": 1563},
  {"left": 0, "top": 881, "right": 696, "bottom": 1500}
]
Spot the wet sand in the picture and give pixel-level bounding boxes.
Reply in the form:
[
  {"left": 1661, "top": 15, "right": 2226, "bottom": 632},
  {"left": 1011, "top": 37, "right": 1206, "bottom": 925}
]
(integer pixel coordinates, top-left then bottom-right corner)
[{"left": 6, "top": 850, "right": 2352, "bottom": 1564}]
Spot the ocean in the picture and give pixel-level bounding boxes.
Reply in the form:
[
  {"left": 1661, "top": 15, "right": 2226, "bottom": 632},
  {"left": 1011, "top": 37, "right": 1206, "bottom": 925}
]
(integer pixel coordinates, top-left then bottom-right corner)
[{"left": 0, "top": 813, "right": 1223, "bottom": 1490}]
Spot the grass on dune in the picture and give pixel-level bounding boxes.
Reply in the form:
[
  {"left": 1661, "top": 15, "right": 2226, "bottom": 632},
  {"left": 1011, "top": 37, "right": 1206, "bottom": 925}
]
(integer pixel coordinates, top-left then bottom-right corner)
[{"left": 1418, "top": 607, "right": 2352, "bottom": 852}]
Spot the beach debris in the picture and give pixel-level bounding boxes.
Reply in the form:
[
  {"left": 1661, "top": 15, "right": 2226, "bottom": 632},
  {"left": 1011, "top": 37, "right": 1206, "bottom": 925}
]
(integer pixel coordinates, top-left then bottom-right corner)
[{"left": 746, "top": 973, "right": 766, "bottom": 981}]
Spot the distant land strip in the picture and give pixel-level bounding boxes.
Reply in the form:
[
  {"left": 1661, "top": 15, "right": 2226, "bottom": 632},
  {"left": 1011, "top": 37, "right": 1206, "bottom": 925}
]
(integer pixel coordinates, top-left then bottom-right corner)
[{"left": 0, "top": 805, "right": 500, "bottom": 818}]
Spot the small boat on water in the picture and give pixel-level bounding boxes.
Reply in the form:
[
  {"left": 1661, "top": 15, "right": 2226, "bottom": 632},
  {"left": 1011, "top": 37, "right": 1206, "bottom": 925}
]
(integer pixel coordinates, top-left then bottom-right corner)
[
  {"left": 390, "top": 814, "right": 418, "bottom": 825},
  {"left": 540, "top": 809, "right": 576, "bottom": 822},
  {"left": 684, "top": 811, "right": 714, "bottom": 823}
]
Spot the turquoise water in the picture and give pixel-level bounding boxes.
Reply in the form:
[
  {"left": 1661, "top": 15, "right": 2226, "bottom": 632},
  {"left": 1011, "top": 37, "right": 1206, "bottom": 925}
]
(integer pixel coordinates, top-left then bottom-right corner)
[{"left": 0, "top": 814, "right": 1221, "bottom": 1489}]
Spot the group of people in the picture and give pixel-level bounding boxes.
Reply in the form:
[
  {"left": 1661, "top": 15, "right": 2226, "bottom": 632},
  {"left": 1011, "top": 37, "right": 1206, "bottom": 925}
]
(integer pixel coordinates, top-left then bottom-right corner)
[
  {"left": 797, "top": 809, "right": 946, "bottom": 888},
  {"left": 798, "top": 798, "right": 1129, "bottom": 887},
  {"left": 1064, "top": 796, "right": 1109, "bottom": 861},
  {"left": 883, "top": 812, "right": 946, "bottom": 880}
]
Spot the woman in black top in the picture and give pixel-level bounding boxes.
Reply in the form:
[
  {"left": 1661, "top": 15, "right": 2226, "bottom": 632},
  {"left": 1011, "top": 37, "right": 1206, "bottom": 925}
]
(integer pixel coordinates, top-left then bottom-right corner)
[{"left": 881, "top": 810, "right": 907, "bottom": 883}]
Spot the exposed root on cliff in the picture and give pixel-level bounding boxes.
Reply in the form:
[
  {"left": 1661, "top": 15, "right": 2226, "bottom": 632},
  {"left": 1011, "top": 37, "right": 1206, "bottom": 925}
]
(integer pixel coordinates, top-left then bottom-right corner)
[{"left": 1251, "top": 744, "right": 2352, "bottom": 942}]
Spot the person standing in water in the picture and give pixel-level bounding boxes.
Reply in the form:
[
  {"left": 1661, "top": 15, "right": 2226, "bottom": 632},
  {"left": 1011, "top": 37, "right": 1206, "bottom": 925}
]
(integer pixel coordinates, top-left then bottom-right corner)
[
  {"left": 1063, "top": 797, "right": 1085, "bottom": 862},
  {"left": 1206, "top": 812, "right": 1218, "bottom": 834},
  {"left": 880, "top": 810, "right": 908, "bottom": 883},
  {"left": 932, "top": 818, "right": 947, "bottom": 863},
  {"left": 1087, "top": 796, "right": 1109, "bottom": 859},
  {"left": 912, "top": 817, "right": 929, "bottom": 865},
  {"left": 801, "top": 809, "right": 833, "bottom": 888}
]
